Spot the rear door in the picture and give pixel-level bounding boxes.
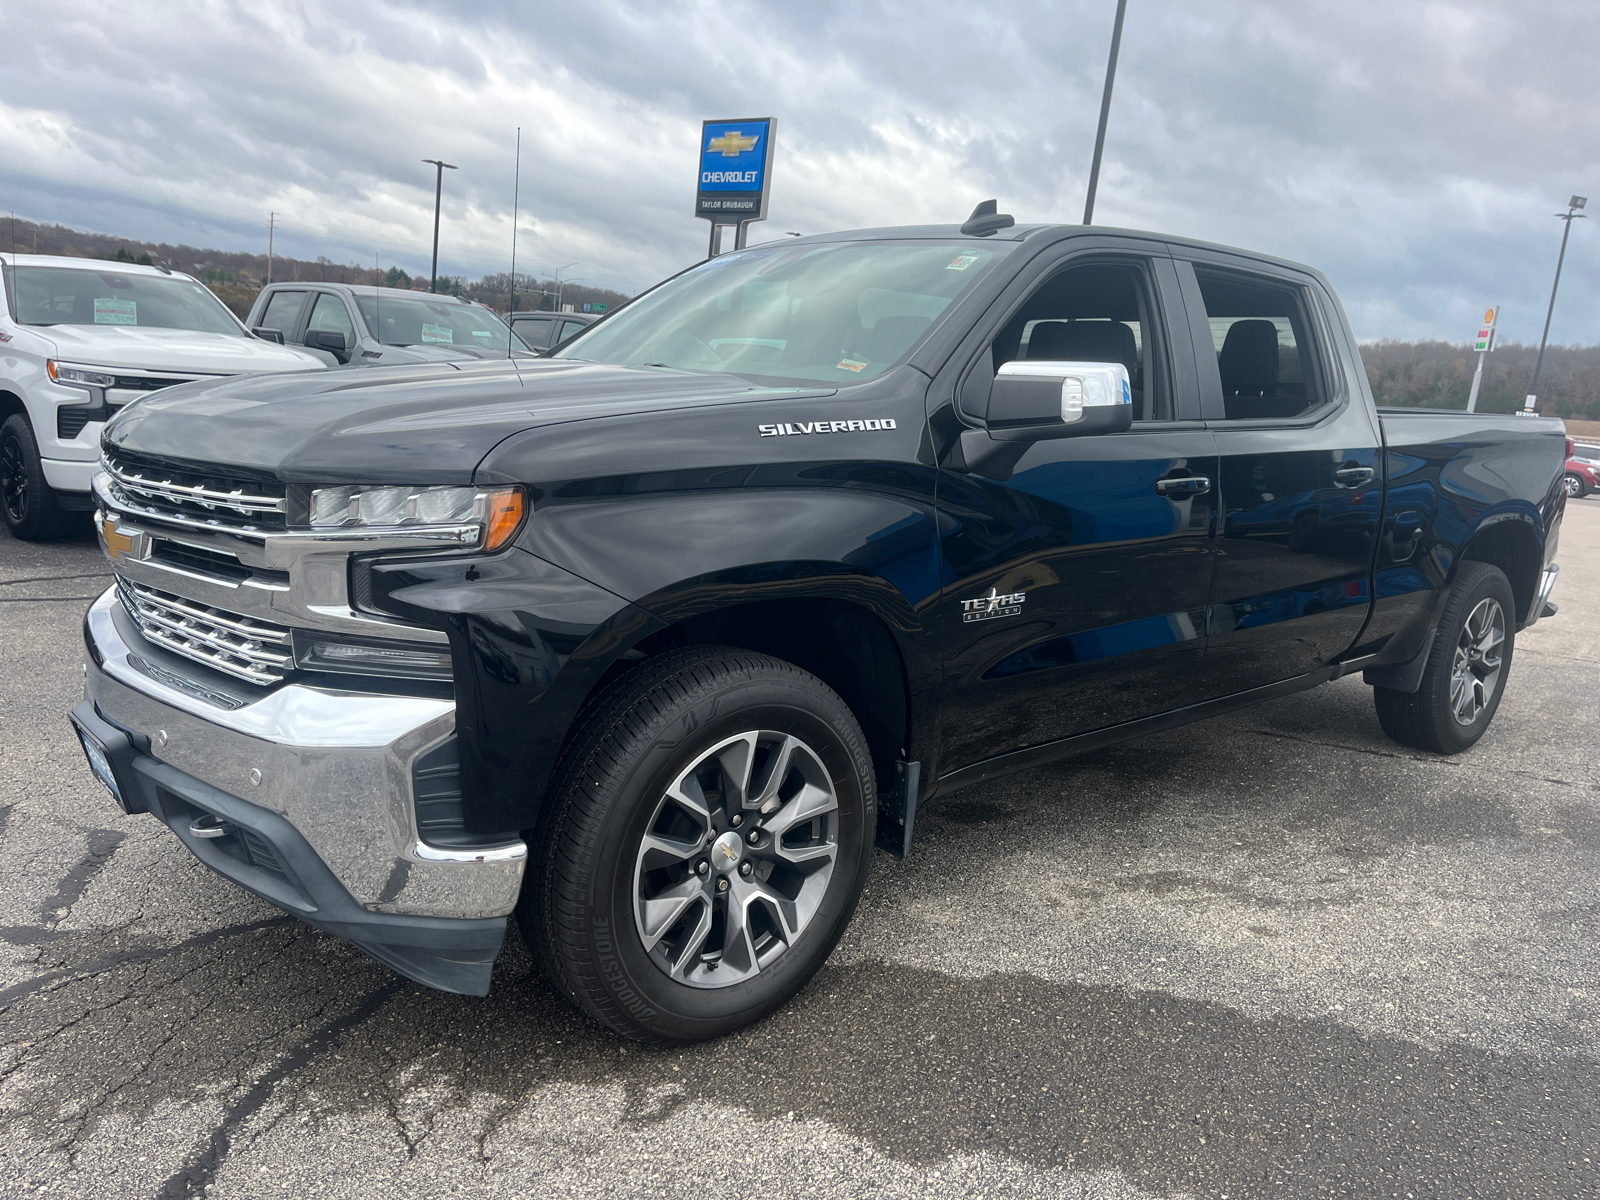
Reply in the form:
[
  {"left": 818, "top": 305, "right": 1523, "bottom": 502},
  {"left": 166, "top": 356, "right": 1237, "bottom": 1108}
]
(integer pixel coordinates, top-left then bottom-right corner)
[
  {"left": 1169, "top": 250, "right": 1383, "bottom": 690},
  {"left": 934, "top": 240, "right": 1220, "bottom": 772}
]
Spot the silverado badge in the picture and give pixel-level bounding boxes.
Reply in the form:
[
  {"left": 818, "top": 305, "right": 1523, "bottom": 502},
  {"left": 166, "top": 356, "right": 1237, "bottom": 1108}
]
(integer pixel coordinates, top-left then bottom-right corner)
[{"left": 961, "top": 587, "right": 1026, "bottom": 623}]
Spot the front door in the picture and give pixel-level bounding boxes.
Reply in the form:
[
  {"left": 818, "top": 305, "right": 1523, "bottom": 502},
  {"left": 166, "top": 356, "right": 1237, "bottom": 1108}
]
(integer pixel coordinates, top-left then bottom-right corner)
[
  {"left": 935, "top": 251, "right": 1219, "bottom": 774},
  {"left": 1171, "top": 254, "right": 1384, "bottom": 691}
]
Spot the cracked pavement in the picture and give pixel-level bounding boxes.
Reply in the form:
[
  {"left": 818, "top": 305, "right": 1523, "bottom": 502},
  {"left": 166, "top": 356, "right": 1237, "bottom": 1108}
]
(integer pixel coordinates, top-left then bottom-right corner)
[{"left": 2, "top": 501, "right": 1598, "bottom": 1199}]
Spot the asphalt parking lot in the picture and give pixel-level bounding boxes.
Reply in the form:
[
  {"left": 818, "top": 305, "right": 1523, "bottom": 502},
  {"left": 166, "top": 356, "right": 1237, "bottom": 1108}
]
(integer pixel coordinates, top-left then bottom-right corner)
[{"left": 2, "top": 500, "right": 1598, "bottom": 1200}]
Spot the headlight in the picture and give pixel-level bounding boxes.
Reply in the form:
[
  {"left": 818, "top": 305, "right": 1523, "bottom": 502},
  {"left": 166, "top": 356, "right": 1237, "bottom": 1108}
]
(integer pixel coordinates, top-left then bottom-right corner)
[
  {"left": 47, "top": 361, "right": 116, "bottom": 388},
  {"left": 307, "top": 484, "right": 527, "bottom": 551}
]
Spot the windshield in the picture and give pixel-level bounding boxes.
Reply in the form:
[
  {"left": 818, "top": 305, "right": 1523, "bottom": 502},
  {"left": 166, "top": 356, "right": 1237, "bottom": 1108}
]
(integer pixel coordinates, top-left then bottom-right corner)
[
  {"left": 354, "top": 294, "right": 530, "bottom": 352},
  {"left": 553, "top": 240, "right": 1014, "bottom": 385},
  {"left": 6, "top": 265, "right": 243, "bottom": 336}
]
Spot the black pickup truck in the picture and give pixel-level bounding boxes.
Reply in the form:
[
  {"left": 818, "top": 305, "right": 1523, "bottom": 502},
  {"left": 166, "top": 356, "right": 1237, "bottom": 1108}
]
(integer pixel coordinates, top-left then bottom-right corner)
[{"left": 71, "top": 210, "right": 1566, "bottom": 1044}]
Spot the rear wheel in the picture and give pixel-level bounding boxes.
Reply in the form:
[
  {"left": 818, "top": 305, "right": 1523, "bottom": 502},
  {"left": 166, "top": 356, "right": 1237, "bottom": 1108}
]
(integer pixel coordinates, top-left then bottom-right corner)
[
  {"left": 1564, "top": 472, "right": 1587, "bottom": 499},
  {"left": 1, "top": 415, "right": 73, "bottom": 541},
  {"left": 1374, "top": 561, "right": 1515, "bottom": 754},
  {"left": 522, "top": 645, "right": 876, "bottom": 1043}
]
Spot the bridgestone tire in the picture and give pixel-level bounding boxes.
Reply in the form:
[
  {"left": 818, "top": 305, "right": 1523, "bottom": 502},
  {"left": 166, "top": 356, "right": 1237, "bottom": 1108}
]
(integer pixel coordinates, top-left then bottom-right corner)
[
  {"left": 1374, "top": 561, "right": 1516, "bottom": 755},
  {"left": 1, "top": 415, "right": 73, "bottom": 541},
  {"left": 521, "top": 645, "right": 876, "bottom": 1044}
]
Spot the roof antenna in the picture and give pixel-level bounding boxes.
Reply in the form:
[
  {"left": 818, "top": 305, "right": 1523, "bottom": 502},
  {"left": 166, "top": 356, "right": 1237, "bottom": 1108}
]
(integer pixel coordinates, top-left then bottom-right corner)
[
  {"left": 960, "top": 199, "right": 1014, "bottom": 237},
  {"left": 508, "top": 125, "right": 521, "bottom": 360}
]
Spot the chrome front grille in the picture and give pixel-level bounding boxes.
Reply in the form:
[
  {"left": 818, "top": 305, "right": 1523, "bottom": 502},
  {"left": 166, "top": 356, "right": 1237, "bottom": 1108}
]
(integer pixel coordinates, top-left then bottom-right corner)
[
  {"left": 103, "top": 450, "right": 287, "bottom": 533},
  {"left": 116, "top": 576, "right": 293, "bottom": 685}
]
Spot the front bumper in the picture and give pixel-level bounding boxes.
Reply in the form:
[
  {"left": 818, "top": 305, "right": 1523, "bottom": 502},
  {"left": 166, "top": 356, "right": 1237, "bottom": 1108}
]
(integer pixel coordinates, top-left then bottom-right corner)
[{"left": 80, "top": 587, "right": 527, "bottom": 995}]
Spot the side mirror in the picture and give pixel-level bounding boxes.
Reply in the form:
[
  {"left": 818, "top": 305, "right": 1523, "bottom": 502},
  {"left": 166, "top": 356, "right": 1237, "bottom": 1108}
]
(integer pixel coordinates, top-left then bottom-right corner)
[
  {"left": 252, "top": 326, "right": 285, "bottom": 344},
  {"left": 981, "top": 361, "right": 1133, "bottom": 440},
  {"left": 304, "top": 330, "right": 350, "bottom": 362}
]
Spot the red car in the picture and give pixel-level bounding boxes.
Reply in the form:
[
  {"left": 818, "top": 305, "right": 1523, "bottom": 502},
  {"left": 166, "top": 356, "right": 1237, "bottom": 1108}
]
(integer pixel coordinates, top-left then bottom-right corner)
[{"left": 1566, "top": 437, "right": 1600, "bottom": 497}]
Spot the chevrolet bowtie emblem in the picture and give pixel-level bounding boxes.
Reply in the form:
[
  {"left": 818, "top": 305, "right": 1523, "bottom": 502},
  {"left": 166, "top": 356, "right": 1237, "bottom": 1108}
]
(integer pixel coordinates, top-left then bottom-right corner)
[
  {"left": 707, "top": 130, "right": 759, "bottom": 157},
  {"left": 101, "top": 518, "right": 136, "bottom": 561}
]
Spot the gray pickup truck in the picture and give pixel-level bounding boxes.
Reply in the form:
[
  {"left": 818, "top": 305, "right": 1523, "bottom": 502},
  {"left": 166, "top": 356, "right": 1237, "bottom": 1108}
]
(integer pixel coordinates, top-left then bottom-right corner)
[{"left": 245, "top": 282, "right": 532, "bottom": 366}]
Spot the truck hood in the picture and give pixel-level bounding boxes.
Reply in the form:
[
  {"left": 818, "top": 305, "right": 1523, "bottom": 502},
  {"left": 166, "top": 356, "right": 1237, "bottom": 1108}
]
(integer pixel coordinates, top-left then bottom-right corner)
[
  {"left": 40, "top": 324, "right": 327, "bottom": 375},
  {"left": 103, "top": 358, "right": 805, "bottom": 486}
]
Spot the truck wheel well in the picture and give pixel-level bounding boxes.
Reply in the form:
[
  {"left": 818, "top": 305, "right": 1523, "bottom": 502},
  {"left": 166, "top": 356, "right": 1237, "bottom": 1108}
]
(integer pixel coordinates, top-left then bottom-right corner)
[
  {"left": 1460, "top": 520, "right": 1542, "bottom": 625},
  {"left": 628, "top": 599, "right": 911, "bottom": 801},
  {"left": 0, "top": 390, "right": 26, "bottom": 426}
]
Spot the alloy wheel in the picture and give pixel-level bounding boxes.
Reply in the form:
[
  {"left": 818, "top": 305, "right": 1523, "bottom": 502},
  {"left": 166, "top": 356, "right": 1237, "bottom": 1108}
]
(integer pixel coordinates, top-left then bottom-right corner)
[
  {"left": 1565, "top": 475, "right": 1583, "bottom": 498},
  {"left": 632, "top": 730, "right": 839, "bottom": 989},
  {"left": 1450, "top": 596, "right": 1505, "bottom": 726},
  {"left": 1, "top": 432, "right": 28, "bottom": 523}
]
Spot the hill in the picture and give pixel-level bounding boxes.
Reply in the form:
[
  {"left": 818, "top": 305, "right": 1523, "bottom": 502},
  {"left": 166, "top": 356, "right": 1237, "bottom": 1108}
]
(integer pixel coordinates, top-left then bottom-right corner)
[{"left": 0, "top": 215, "right": 632, "bottom": 320}]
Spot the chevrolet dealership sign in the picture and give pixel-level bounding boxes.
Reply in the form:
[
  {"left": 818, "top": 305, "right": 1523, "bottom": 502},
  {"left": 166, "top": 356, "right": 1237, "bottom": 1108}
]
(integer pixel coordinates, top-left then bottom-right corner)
[{"left": 695, "top": 117, "right": 776, "bottom": 224}]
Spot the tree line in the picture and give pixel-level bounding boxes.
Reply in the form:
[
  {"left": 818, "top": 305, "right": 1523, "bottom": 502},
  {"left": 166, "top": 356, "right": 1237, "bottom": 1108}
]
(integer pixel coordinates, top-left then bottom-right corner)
[
  {"left": 1358, "top": 340, "right": 1600, "bottom": 419},
  {"left": 0, "top": 215, "right": 632, "bottom": 321}
]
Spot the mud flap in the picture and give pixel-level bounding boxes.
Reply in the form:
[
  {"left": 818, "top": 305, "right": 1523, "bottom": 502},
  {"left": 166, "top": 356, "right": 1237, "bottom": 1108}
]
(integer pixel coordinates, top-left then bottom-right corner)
[{"left": 874, "top": 760, "right": 921, "bottom": 860}]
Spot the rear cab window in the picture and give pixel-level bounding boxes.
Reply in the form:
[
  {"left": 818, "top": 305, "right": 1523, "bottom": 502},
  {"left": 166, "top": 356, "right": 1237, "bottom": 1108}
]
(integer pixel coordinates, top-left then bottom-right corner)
[{"left": 1191, "top": 267, "right": 1330, "bottom": 422}]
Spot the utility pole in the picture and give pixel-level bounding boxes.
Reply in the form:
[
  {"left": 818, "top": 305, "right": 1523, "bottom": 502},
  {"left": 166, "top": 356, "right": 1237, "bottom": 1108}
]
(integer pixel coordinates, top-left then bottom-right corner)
[
  {"left": 266, "top": 212, "right": 276, "bottom": 284},
  {"left": 1526, "top": 195, "right": 1587, "bottom": 413},
  {"left": 1082, "top": 0, "right": 1129, "bottom": 226},
  {"left": 422, "top": 158, "right": 458, "bottom": 293}
]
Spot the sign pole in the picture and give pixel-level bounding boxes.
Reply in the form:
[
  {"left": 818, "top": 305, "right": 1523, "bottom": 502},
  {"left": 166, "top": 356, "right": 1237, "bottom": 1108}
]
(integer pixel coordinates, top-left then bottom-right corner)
[{"left": 1466, "top": 305, "right": 1498, "bottom": 413}]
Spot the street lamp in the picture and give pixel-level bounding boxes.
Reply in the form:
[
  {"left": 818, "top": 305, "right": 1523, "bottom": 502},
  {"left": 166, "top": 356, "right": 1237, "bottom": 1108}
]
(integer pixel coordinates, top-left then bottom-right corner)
[
  {"left": 421, "top": 158, "right": 458, "bottom": 293},
  {"left": 1526, "top": 194, "right": 1587, "bottom": 412},
  {"left": 540, "top": 262, "right": 578, "bottom": 311}
]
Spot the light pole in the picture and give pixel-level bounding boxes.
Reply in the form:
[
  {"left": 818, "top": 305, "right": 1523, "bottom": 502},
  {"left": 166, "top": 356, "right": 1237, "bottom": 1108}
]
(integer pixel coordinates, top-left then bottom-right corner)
[
  {"left": 556, "top": 275, "right": 584, "bottom": 312},
  {"left": 542, "top": 262, "right": 577, "bottom": 311},
  {"left": 421, "top": 158, "right": 458, "bottom": 293},
  {"left": 1082, "top": 0, "right": 1129, "bottom": 226},
  {"left": 1526, "top": 194, "right": 1587, "bottom": 412}
]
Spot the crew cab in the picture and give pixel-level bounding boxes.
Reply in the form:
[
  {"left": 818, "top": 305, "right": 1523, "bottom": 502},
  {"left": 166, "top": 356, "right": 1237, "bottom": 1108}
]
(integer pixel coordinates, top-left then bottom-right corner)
[
  {"left": 245, "top": 282, "right": 533, "bottom": 367},
  {"left": 0, "top": 255, "right": 325, "bottom": 540},
  {"left": 71, "top": 211, "right": 1566, "bottom": 1045}
]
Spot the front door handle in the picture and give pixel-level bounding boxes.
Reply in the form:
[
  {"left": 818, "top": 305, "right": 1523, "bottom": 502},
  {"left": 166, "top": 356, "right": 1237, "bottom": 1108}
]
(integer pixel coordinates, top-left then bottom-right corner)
[
  {"left": 1333, "top": 465, "right": 1376, "bottom": 488},
  {"left": 1156, "top": 475, "right": 1211, "bottom": 496}
]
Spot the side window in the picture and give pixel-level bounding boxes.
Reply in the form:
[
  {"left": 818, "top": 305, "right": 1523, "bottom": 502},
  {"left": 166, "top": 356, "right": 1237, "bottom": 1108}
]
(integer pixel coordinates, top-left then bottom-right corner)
[
  {"left": 989, "top": 260, "right": 1171, "bottom": 422},
  {"left": 559, "top": 319, "right": 586, "bottom": 341},
  {"left": 1193, "top": 268, "right": 1325, "bottom": 421},
  {"left": 257, "top": 290, "right": 306, "bottom": 339},
  {"left": 522, "top": 316, "right": 554, "bottom": 346},
  {"left": 306, "top": 293, "right": 355, "bottom": 342}
]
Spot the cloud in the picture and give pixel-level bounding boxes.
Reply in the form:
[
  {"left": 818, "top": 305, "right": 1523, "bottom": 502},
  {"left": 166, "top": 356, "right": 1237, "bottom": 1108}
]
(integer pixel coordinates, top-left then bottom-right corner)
[{"left": 0, "top": 0, "right": 1594, "bottom": 342}]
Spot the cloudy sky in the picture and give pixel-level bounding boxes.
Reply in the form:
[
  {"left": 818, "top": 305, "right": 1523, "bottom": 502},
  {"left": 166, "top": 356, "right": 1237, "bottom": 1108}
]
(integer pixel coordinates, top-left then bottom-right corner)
[{"left": 1, "top": 0, "right": 1595, "bottom": 344}]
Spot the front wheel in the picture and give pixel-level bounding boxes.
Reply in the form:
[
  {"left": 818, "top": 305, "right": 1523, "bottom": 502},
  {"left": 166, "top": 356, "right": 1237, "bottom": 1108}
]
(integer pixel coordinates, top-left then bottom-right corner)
[
  {"left": 1374, "top": 561, "right": 1515, "bottom": 754},
  {"left": 1564, "top": 473, "right": 1588, "bottom": 499},
  {"left": 522, "top": 646, "right": 876, "bottom": 1043},
  {"left": 1, "top": 415, "right": 73, "bottom": 541}
]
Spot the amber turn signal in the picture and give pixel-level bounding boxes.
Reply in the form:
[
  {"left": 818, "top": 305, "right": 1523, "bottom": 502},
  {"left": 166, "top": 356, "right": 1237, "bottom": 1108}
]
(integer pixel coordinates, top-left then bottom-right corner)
[{"left": 484, "top": 488, "right": 527, "bottom": 551}]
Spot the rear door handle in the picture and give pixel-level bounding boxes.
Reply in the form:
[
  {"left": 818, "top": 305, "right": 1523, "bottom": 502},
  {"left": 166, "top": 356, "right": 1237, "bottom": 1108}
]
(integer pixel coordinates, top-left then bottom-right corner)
[
  {"left": 1156, "top": 475, "right": 1211, "bottom": 496},
  {"left": 1333, "top": 465, "right": 1376, "bottom": 488}
]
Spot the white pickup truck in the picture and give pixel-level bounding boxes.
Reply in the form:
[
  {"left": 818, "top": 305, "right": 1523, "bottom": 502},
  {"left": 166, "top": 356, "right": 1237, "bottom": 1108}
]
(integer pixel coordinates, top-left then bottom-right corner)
[{"left": 0, "top": 254, "right": 326, "bottom": 540}]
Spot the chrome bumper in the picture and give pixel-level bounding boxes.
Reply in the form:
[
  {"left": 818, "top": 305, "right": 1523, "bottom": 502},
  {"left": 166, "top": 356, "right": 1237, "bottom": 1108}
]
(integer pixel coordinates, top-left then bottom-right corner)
[{"left": 83, "top": 587, "right": 526, "bottom": 922}]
